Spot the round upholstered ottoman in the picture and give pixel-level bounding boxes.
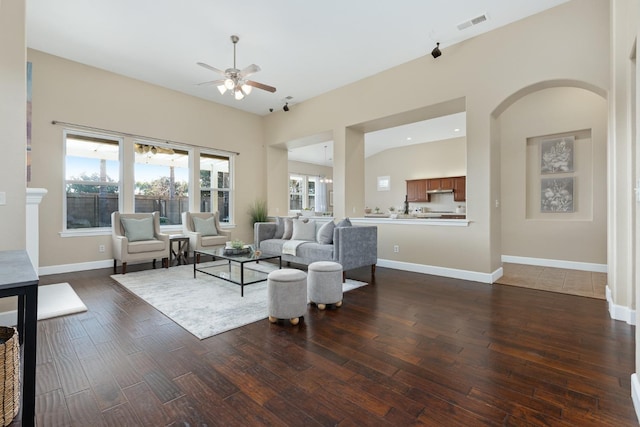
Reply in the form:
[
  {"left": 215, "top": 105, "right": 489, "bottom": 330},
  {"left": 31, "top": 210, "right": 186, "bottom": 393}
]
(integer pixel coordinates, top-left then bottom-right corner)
[
  {"left": 267, "top": 268, "right": 308, "bottom": 325},
  {"left": 308, "top": 261, "right": 343, "bottom": 310}
]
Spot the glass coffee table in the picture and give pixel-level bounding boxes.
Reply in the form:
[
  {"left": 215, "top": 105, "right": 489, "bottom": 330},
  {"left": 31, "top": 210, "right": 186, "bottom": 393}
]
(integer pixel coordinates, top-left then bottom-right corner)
[{"left": 193, "top": 248, "right": 281, "bottom": 296}]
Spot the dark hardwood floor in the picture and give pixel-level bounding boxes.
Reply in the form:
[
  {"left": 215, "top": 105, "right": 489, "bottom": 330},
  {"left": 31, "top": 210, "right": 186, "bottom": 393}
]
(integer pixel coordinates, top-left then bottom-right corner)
[{"left": 17, "top": 263, "right": 637, "bottom": 426}]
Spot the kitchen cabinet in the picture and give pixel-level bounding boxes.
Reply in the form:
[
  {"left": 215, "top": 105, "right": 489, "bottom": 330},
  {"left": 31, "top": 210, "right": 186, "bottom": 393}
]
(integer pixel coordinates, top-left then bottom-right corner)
[
  {"left": 427, "top": 178, "right": 454, "bottom": 191},
  {"left": 453, "top": 176, "right": 466, "bottom": 201},
  {"left": 406, "top": 179, "right": 429, "bottom": 202}
]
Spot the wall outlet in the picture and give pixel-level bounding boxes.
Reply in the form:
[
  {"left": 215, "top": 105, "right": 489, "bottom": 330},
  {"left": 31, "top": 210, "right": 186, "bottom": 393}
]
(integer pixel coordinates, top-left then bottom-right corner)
[
  {"left": 393, "top": 245, "right": 399, "bottom": 253},
  {"left": 99, "top": 245, "right": 105, "bottom": 253}
]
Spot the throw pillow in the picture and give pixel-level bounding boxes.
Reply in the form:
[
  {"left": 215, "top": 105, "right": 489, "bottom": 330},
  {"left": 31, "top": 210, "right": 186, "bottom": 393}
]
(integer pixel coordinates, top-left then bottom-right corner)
[
  {"left": 316, "top": 220, "right": 335, "bottom": 244},
  {"left": 336, "top": 217, "right": 352, "bottom": 227},
  {"left": 192, "top": 216, "right": 218, "bottom": 236},
  {"left": 292, "top": 219, "right": 316, "bottom": 241},
  {"left": 282, "top": 217, "right": 294, "bottom": 240},
  {"left": 121, "top": 217, "right": 154, "bottom": 242},
  {"left": 274, "top": 216, "right": 286, "bottom": 239}
]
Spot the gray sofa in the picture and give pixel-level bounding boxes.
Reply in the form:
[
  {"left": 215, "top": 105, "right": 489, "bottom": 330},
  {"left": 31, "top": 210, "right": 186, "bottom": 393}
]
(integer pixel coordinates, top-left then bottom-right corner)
[{"left": 254, "top": 219, "right": 377, "bottom": 280}]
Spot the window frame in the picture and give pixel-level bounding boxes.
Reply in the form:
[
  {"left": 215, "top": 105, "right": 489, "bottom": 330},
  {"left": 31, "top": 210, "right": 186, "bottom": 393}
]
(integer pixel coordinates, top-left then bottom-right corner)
[
  {"left": 288, "top": 173, "right": 316, "bottom": 213},
  {"left": 60, "top": 128, "right": 236, "bottom": 236},
  {"left": 132, "top": 140, "right": 191, "bottom": 227},
  {"left": 198, "top": 150, "right": 234, "bottom": 224},
  {"left": 62, "top": 129, "right": 123, "bottom": 236}
]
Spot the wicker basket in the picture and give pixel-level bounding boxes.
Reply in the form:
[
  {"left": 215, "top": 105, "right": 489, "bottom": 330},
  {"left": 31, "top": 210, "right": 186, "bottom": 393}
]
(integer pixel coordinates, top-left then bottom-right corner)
[{"left": 0, "top": 327, "right": 19, "bottom": 427}]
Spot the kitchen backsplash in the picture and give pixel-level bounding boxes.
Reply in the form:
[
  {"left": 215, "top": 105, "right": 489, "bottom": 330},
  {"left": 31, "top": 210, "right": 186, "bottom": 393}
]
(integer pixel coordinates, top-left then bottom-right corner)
[{"left": 409, "top": 192, "right": 465, "bottom": 213}]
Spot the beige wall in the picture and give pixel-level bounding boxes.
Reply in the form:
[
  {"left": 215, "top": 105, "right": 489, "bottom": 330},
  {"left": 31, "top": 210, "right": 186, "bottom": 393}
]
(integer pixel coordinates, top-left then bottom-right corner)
[
  {"left": 364, "top": 137, "right": 466, "bottom": 212},
  {"left": 499, "top": 87, "right": 607, "bottom": 263},
  {"left": 0, "top": 0, "right": 26, "bottom": 251},
  {"left": 27, "top": 49, "right": 265, "bottom": 268},
  {"left": 264, "top": 0, "right": 610, "bottom": 275}
]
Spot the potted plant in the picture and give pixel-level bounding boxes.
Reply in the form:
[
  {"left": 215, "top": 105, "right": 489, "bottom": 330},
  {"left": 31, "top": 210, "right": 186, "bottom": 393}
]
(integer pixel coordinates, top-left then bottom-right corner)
[
  {"left": 248, "top": 199, "right": 268, "bottom": 226},
  {"left": 302, "top": 207, "right": 315, "bottom": 217},
  {"left": 374, "top": 207, "right": 380, "bottom": 214},
  {"left": 364, "top": 206, "right": 372, "bottom": 214}
]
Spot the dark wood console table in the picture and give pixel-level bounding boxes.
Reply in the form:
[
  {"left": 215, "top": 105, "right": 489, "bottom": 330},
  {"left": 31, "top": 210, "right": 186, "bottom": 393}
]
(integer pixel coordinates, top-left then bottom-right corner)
[{"left": 0, "top": 250, "right": 38, "bottom": 427}]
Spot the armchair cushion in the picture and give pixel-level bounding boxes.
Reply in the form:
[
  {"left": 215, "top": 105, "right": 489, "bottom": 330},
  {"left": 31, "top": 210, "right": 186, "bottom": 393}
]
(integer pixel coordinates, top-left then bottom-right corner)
[
  {"left": 121, "top": 217, "right": 154, "bottom": 242},
  {"left": 192, "top": 216, "right": 218, "bottom": 236}
]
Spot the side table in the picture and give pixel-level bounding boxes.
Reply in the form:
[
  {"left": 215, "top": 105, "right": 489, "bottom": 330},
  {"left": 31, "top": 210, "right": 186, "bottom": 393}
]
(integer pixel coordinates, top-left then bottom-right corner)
[
  {"left": 0, "top": 250, "right": 38, "bottom": 427},
  {"left": 169, "top": 235, "right": 190, "bottom": 266}
]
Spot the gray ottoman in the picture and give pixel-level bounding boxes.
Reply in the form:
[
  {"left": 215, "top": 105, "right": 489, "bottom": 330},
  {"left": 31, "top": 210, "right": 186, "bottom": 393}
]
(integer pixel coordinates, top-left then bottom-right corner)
[
  {"left": 308, "top": 261, "right": 343, "bottom": 310},
  {"left": 267, "top": 268, "right": 308, "bottom": 325}
]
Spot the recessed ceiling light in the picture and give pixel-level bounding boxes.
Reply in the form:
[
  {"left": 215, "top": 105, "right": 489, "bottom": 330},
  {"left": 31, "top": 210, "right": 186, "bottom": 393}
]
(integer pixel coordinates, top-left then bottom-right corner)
[
  {"left": 407, "top": 137, "right": 412, "bottom": 141},
  {"left": 454, "top": 128, "right": 460, "bottom": 132}
]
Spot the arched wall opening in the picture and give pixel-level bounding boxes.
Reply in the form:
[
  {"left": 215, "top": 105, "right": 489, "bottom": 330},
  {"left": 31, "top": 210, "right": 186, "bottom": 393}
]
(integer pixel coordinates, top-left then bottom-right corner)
[{"left": 491, "top": 80, "right": 608, "bottom": 271}]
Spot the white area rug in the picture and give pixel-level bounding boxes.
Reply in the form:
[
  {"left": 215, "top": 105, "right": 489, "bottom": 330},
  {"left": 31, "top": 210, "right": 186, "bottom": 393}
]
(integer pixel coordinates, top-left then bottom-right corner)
[
  {"left": 111, "top": 263, "right": 367, "bottom": 339},
  {"left": 38, "top": 282, "right": 88, "bottom": 320}
]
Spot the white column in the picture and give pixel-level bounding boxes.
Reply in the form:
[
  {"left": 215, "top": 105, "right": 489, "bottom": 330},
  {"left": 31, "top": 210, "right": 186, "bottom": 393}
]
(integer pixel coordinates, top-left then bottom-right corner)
[{"left": 26, "top": 187, "right": 47, "bottom": 272}]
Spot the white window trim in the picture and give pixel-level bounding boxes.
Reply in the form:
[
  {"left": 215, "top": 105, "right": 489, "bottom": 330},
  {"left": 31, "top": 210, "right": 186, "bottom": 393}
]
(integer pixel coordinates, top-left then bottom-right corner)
[{"left": 62, "top": 129, "right": 123, "bottom": 235}]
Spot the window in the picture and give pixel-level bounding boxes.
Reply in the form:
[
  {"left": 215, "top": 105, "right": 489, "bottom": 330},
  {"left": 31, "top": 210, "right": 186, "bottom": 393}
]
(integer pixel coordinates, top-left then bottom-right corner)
[
  {"left": 289, "top": 174, "right": 317, "bottom": 212},
  {"left": 64, "top": 131, "right": 121, "bottom": 230},
  {"left": 289, "top": 174, "right": 304, "bottom": 211},
  {"left": 134, "top": 142, "right": 189, "bottom": 225},
  {"left": 63, "top": 128, "right": 235, "bottom": 232},
  {"left": 199, "top": 152, "right": 231, "bottom": 223}
]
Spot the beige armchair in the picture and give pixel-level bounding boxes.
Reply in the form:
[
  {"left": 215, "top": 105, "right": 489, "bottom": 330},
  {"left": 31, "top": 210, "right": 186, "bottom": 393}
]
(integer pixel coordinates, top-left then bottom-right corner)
[
  {"left": 182, "top": 212, "right": 231, "bottom": 261},
  {"left": 112, "top": 211, "right": 169, "bottom": 274}
]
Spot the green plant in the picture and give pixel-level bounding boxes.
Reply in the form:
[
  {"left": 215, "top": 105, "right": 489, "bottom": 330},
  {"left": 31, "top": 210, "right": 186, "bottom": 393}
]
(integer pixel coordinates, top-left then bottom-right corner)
[
  {"left": 389, "top": 206, "right": 395, "bottom": 212},
  {"left": 248, "top": 199, "right": 268, "bottom": 226},
  {"left": 231, "top": 239, "right": 245, "bottom": 249}
]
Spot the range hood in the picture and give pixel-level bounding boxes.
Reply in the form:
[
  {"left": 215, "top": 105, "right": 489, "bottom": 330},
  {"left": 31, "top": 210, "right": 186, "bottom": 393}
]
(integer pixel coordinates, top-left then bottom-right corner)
[{"left": 426, "top": 189, "right": 454, "bottom": 194}]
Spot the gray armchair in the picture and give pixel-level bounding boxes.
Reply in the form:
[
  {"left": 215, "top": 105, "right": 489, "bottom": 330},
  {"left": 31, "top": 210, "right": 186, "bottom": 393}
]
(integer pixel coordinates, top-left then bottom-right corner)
[
  {"left": 112, "top": 211, "right": 169, "bottom": 274},
  {"left": 182, "top": 212, "right": 231, "bottom": 262}
]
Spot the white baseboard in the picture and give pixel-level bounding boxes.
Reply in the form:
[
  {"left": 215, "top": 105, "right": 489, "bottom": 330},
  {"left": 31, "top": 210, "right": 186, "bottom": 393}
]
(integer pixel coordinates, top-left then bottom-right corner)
[
  {"left": 501, "top": 255, "right": 607, "bottom": 273},
  {"left": 606, "top": 285, "right": 636, "bottom": 325},
  {"left": 376, "top": 259, "right": 500, "bottom": 284},
  {"left": 631, "top": 374, "right": 640, "bottom": 424},
  {"left": 39, "top": 259, "right": 113, "bottom": 276}
]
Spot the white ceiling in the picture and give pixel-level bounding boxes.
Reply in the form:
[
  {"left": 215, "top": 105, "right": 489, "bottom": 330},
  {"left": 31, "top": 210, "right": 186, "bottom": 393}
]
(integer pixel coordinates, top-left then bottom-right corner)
[{"left": 26, "top": 0, "right": 567, "bottom": 164}]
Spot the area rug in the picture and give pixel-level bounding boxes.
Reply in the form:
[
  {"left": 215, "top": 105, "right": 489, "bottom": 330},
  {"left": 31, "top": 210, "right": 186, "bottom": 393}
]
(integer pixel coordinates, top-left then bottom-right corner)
[
  {"left": 111, "top": 263, "right": 368, "bottom": 339},
  {"left": 38, "top": 282, "right": 88, "bottom": 320}
]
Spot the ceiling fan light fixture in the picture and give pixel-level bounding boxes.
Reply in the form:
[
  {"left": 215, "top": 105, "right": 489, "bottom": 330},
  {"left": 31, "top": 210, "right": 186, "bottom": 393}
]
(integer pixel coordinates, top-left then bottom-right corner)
[
  {"left": 241, "top": 83, "right": 252, "bottom": 95},
  {"left": 197, "top": 35, "right": 276, "bottom": 100}
]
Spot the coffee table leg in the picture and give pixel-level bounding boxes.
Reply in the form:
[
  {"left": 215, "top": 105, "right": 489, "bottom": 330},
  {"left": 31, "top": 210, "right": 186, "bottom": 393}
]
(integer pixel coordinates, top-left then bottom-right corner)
[
  {"left": 193, "top": 254, "right": 197, "bottom": 278},
  {"left": 240, "top": 264, "right": 245, "bottom": 297}
]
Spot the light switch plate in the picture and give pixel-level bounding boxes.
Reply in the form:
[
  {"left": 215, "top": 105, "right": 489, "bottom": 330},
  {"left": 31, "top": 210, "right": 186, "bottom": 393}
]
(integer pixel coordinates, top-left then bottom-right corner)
[{"left": 0, "top": 192, "right": 6, "bottom": 205}]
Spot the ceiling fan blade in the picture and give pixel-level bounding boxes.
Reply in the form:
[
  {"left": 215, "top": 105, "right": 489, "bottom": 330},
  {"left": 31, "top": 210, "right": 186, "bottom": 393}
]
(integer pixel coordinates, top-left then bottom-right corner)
[
  {"left": 245, "top": 80, "right": 277, "bottom": 93},
  {"left": 239, "top": 64, "right": 261, "bottom": 78},
  {"left": 196, "top": 62, "right": 225, "bottom": 75},
  {"left": 196, "top": 79, "right": 226, "bottom": 86}
]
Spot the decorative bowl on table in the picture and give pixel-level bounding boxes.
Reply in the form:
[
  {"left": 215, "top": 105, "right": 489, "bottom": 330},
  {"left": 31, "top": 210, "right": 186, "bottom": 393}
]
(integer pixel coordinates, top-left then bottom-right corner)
[{"left": 224, "top": 240, "right": 251, "bottom": 255}]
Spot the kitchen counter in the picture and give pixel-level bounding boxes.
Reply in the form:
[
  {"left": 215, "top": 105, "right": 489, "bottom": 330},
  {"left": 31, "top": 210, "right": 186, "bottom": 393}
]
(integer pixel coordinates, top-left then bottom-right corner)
[{"left": 353, "top": 216, "right": 469, "bottom": 227}]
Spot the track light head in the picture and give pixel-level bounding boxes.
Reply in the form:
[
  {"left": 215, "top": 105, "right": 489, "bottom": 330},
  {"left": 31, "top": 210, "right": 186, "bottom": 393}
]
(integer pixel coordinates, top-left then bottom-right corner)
[
  {"left": 269, "top": 108, "right": 274, "bottom": 113},
  {"left": 283, "top": 103, "right": 290, "bottom": 112},
  {"left": 431, "top": 42, "right": 441, "bottom": 59}
]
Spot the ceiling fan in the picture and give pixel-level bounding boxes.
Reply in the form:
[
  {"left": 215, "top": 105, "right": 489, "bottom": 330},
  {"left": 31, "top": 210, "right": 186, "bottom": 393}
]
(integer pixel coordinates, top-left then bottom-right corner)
[{"left": 197, "top": 35, "right": 276, "bottom": 100}]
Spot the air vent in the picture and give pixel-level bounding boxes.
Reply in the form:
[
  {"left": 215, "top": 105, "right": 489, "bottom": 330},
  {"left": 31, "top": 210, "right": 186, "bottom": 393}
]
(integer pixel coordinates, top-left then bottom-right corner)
[{"left": 457, "top": 13, "right": 488, "bottom": 31}]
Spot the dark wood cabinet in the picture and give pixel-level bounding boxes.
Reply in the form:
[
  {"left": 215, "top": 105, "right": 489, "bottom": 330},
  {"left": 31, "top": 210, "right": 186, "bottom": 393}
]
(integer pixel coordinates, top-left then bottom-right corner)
[
  {"left": 427, "top": 178, "right": 454, "bottom": 191},
  {"left": 406, "top": 179, "right": 429, "bottom": 202},
  {"left": 453, "top": 176, "right": 466, "bottom": 202}
]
